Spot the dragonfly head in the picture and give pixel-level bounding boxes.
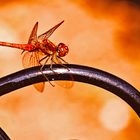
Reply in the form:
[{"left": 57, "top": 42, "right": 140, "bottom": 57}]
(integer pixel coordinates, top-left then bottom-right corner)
[{"left": 57, "top": 43, "right": 69, "bottom": 57}]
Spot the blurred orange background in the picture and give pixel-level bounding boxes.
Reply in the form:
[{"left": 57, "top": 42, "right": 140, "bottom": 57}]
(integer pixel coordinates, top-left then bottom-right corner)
[{"left": 0, "top": 0, "right": 140, "bottom": 140}]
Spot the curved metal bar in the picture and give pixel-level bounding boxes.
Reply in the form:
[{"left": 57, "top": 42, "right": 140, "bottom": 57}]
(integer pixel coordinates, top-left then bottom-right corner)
[
  {"left": 0, "top": 64, "right": 140, "bottom": 139},
  {"left": 0, "top": 128, "right": 10, "bottom": 140},
  {"left": 0, "top": 64, "right": 140, "bottom": 116}
]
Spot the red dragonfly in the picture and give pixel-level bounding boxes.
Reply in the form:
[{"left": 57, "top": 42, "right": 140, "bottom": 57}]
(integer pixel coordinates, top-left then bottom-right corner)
[{"left": 0, "top": 21, "right": 73, "bottom": 92}]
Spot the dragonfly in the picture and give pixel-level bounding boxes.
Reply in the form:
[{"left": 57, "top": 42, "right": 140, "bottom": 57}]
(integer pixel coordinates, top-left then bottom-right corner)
[{"left": 0, "top": 20, "right": 73, "bottom": 92}]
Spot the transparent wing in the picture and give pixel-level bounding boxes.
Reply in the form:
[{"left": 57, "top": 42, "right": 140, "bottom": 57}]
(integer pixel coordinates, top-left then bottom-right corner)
[
  {"left": 38, "top": 20, "right": 64, "bottom": 41},
  {"left": 22, "top": 51, "right": 41, "bottom": 68},
  {"left": 52, "top": 54, "right": 74, "bottom": 88},
  {"left": 22, "top": 51, "right": 45, "bottom": 92},
  {"left": 28, "top": 22, "right": 38, "bottom": 44}
]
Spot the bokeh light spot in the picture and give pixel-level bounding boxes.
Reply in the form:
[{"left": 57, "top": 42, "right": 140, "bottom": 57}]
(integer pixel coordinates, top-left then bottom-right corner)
[{"left": 99, "top": 99, "right": 130, "bottom": 131}]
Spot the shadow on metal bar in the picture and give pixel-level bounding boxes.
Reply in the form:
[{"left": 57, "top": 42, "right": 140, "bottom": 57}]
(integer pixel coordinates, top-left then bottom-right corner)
[{"left": 0, "top": 64, "right": 140, "bottom": 139}]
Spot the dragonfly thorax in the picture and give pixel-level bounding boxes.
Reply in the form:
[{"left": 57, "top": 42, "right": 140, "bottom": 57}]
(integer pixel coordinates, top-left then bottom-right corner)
[{"left": 39, "top": 39, "right": 57, "bottom": 55}]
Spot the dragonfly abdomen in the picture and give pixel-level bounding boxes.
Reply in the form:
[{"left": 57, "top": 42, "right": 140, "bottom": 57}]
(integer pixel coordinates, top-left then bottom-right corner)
[{"left": 0, "top": 41, "right": 34, "bottom": 51}]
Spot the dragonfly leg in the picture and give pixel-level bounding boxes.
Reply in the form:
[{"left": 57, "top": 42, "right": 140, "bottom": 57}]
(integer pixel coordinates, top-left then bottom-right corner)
[
  {"left": 40, "top": 57, "right": 55, "bottom": 87},
  {"left": 57, "top": 56, "right": 69, "bottom": 64},
  {"left": 39, "top": 55, "right": 48, "bottom": 64},
  {"left": 57, "top": 56, "right": 70, "bottom": 71},
  {"left": 40, "top": 56, "right": 50, "bottom": 70},
  {"left": 21, "top": 50, "right": 25, "bottom": 54},
  {"left": 50, "top": 56, "right": 70, "bottom": 71},
  {"left": 50, "top": 57, "right": 58, "bottom": 74},
  {"left": 52, "top": 56, "right": 73, "bottom": 83}
]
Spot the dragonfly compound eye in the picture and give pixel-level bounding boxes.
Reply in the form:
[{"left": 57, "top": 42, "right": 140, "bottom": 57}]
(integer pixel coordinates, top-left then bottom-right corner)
[{"left": 57, "top": 43, "right": 69, "bottom": 57}]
